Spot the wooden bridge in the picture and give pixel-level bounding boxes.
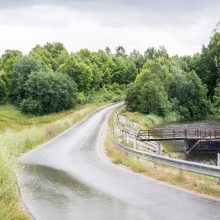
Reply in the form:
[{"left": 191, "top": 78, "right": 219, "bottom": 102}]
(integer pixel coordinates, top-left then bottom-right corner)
[
  {"left": 117, "top": 113, "right": 220, "bottom": 153},
  {"left": 137, "top": 128, "right": 220, "bottom": 153},
  {"left": 138, "top": 128, "right": 220, "bottom": 141}
]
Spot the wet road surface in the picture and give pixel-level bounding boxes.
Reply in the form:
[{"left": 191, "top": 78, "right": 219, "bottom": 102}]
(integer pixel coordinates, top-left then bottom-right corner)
[{"left": 17, "top": 104, "right": 220, "bottom": 220}]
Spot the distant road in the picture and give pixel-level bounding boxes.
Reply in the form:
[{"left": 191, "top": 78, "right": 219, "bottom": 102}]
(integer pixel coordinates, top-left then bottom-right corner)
[{"left": 17, "top": 103, "right": 220, "bottom": 220}]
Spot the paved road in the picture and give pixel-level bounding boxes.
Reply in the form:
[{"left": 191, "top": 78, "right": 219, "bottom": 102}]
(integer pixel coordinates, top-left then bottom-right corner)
[{"left": 17, "top": 103, "right": 220, "bottom": 220}]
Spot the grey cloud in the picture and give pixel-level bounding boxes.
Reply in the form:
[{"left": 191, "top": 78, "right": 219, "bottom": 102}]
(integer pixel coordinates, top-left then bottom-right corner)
[
  {"left": 1, "top": 0, "right": 220, "bottom": 11},
  {"left": 0, "top": 0, "right": 219, "bottom": 29}
]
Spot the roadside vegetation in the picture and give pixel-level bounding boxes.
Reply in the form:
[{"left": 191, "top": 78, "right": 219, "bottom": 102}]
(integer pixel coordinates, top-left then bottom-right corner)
[
  {"left": 1, "top": 25, "right": 220, "bottom": 219},
  {"left": 125, "top": 32, "right": 220, "bottom": 121},
  {"left": 120, "top": 107, "right": 178, "bottom": 129},
  {"left": 0, "top": 102, "right": 108, "bottom": 220},
  {"left": 105, "top": 114, "right": 220, "bottom": 198}
]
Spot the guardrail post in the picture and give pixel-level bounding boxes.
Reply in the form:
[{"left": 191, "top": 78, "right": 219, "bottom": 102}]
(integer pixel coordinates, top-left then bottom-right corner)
[
  {"left": 218, "top": 152, "right": 220, "bottom": 183},
  {"left": 123, "top": 131, "right": 126, "bottom": 139},
  {"left": 126, "top": 132, "right": 130, "bottom": 144},
  {"left": 133, "top": 137, "right": 137, "bottom": 149},
  {"left": 157, "top": 142, "right": 162, "bottom": 155}
]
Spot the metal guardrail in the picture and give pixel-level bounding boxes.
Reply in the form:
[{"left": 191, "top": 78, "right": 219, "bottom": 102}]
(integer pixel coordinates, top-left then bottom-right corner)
[
  {"left": 114, "top": 110, "right": 220, "bottom": 179},
  {"left": 114, "top": 140, "right": 220, "bottom": 178}
]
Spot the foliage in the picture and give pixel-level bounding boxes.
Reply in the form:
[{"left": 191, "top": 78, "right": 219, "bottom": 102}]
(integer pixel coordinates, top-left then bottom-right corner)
[
  {"left": 196, "top": 32, "right": 220, "bottom": 97},
  {"left": 0, "top": 79, "right": 7, "bottom": 104},
  {"left": 0, "top": 37, "right": 219, "bottom": 119},
  {"left": 111, "top": 56, "right": 138, "bottom": 84},
  {"left": 0, "top": 50, "right": 23, "bottom": 74},
  {"left": 169, "top": 72, "right": 211, "bottom": 119},
  {"left": 0, "top": 103, "right": 104, "bottom": 220},
  {"left": 129, "top": 49, "right": 145, "bottom": 71},
  {"left": 19, "top": 98, "right": 43, "bottom": 115},
  {"left": 58, "top": 56, "right": 93, "bottom": 92},
  {"left": 125, "top": 56, "right": 211, "bottom": 119},
  {"left": 9, "top": 57, "right": 42, "bottom": 105},
  {"left": 126, "top": 78, "right": 170, "bottom": 116},
  {"left": 21, "top": 71, "right": 78, "bottom": 114},
  {"left": 213, "top": 83, "right": 220, "bottom": 115},
  {"left": 44, "top": 42, "right": 69, "bottom": 71}
]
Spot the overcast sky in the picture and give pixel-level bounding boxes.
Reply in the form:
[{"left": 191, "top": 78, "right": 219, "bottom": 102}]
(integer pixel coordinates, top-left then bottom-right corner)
[{"left": 0, "top": 0, "right": 219, "bottom": 55}]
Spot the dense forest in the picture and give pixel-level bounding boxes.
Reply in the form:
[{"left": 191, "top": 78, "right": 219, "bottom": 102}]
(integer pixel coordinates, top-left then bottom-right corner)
[{"left": 0, "top": 32, "right": 220, "bottom": 120}]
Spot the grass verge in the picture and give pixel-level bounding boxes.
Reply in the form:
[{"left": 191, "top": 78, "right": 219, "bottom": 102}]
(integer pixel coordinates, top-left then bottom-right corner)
[
  {"left": 120, "top": 107, "right": 178, "bottom": 129},
  {"left": 0, "top": 102, "right": 108, "bottom": 220},
  {"left": 104, "top": 113, "right": 220, "bottom": 198}
]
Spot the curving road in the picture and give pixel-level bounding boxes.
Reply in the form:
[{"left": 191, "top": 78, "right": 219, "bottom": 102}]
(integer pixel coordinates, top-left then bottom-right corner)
[{"left": 17, "top": 103, "right": 220, "bottom": 220}]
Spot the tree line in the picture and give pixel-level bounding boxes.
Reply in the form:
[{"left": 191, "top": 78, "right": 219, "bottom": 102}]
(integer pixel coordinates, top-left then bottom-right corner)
[
  {"left": 0, "top": 43, "right": 138, "bottom": 114},
  {"left": 126, "top": 32, "right": 220, "bottom": 120},
  {"left": 0, "top": 32, "right": 220, "bottom": 119}
]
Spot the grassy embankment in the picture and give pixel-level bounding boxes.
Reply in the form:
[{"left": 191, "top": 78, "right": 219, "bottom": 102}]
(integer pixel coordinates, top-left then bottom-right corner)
[
  {"left": 0, "top": 102, "right": 108, "bottom": 220},
  {"left": 104, "top": 111, "right": 220, "bottom": 198}
]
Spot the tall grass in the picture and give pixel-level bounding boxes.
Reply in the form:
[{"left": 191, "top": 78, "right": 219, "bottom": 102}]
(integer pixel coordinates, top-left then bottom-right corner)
[
  {"left": 120, "top": 107, "right": 178, "bottom": 129},
  {"left": 0, "top": 103, "right": 106, "bottom": 220}
]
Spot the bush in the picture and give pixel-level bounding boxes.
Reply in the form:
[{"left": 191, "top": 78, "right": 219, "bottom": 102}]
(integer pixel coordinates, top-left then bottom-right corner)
[
  {"left": 169, "top": 72, "right": 210, "bottom": 120},
  {"left": 9, "top": 57, "right": 42, "bottom": 105},
  {"left": 0, "top": 79, "right": 7, "bottom": 104},
  {"left": 23, "top": 71, "right": 78, "bottom": 114},
  {"left": 19, "top": 98, "right": 43, "bottom": 115},
  {"left": 126, "top": 79, "right": 170, "bottom": 116},
  {"left": 213, "top": 83, "right": 220, "bottom": 115}
]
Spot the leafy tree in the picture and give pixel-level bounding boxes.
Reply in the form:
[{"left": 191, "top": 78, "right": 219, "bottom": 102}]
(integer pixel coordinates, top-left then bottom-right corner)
[
  {"left": 139, "top": 58, "right": 173, "bottom": 92},
  {"left": 144, "top": 47, "right": 157, "bottom": 60},
  {"left": 0, "top": 50, "right": 23, "bottom": 74},
  {"left": 111, "top": 57, "right": 138, "bottom": 84},
  {"left": 9, "top": 57, "right": 42, "bottom": 104},
  {"left": 29, "top": 45, "right": 53, "bottom": 69},
  {"left": 125, "top": 83, "right": 141, "bottom": 112},
  {"left": 0, "top": 79, "right": 7, "bottom": 104},
  {"left": 125, "top": 78, "right": 170, "bottom": 116},
  {"left": 169, "top": 72, "right": 210, "bottom": 119},
  {"left": 144, "top": 46, "right": 169, "bottom": 61},
  {"left": 197, "top": 32, "right": 220, "bottom": 97},
  {"left": 126, "top": 64, "right": 170, "bottom": 116},
  {"left": 156, "top": 46, "right": 169, "bottom": 59},
  {"left": 58, "top": 56, "right": 93, "bottom": 92},
  {"left": 213, "top": 83, "right": 220, "bottom": 115},
  {"left": 138, "top": 79, "right": 170, "bottom": 116},
  {"left": 129, "top": 50, "right": 145, "bottom": 71},
  {"left": 19, "top": 98, "right": 43, "bottom": 115},
  {"left": 44, "top": 42, "right": 69, "bottom": 70},
  {"left": 44, "top": 42, "right": 67, "bottom": 59},
  {"left": 105, "top": 47, "right": 112, "bottom": 56},
  {"left": 115, "top": 46, "right": 126, "bottom": 57},
  {"left": 21, "top": 71, "right": 77, "bottom": 114}
]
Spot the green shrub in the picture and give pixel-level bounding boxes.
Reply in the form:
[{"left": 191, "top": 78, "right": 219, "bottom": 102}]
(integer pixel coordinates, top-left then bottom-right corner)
[
  {"left": 23, "top": 71, "right": 78, "bottom": 114},
  {"left": 126, "top": 80, "right": 170, "bottom": 116},
  {"left": 19, "top": 98, "right": 43, "bottom": 115},
  {"left": 9, "top": 57, "right": 42, "bottom": 105},
  {"left": 0, "top": 79, "right": 7, "bottom": 104}
]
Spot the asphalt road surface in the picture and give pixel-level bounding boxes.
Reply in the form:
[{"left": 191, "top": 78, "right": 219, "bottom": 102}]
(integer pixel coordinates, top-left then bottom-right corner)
[{"left": 17, "top": 103, "right": 220, "bottom": 220}]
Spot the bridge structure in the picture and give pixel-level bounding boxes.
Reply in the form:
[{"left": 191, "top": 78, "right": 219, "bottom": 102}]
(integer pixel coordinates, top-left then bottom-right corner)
[
  {"left": 138, "top": 128, "right": 220, "bottom": 153},
  {"left": 116, "top": 113, "right": 220, "bottom": 154}
]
